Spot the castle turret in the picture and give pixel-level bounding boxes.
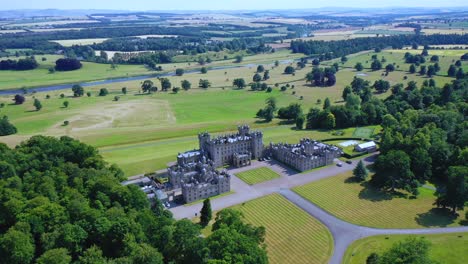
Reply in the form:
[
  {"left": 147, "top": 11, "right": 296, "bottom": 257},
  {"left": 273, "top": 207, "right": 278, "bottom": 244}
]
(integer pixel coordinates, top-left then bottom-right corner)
[
  {"left": 198, "top": 132, "right": 211, "bottom": 151},
  {"left": 250, "top": 131, "right": 264, "bottom": 158},
  {"left": 238, "top": 125, "right": 250, "bottom": 136}
]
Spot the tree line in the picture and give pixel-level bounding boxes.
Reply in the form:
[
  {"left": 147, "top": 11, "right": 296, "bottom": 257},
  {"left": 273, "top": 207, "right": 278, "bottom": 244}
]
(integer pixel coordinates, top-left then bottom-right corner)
[
  {"left": 0, "top": 57, "right": 38, "bottom": 71},
  {"left": 290, "top": 34, "right": 468, "bottom": 59}
]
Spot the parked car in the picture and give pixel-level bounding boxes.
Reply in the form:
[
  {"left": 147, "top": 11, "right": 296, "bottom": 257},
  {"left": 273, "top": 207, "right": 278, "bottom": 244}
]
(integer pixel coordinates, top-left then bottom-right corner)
[
  {"left": 337, "top": 163, "right": 343, "bottom": 167},
  {"left": 346, "top": 160, "right": 352, "bottom": 164}
]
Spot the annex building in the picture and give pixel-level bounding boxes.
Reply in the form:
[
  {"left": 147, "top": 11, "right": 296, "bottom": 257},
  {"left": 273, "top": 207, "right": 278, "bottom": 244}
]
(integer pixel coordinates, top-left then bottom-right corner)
[{"left": 267, "top": 139, "right": 342, "bottom": 172}]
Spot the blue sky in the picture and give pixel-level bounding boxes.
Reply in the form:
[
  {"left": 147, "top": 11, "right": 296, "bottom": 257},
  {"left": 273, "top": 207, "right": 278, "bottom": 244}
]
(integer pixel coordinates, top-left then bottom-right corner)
[{"left": 2, "top": 0, "right": 467, "bottom": 10}]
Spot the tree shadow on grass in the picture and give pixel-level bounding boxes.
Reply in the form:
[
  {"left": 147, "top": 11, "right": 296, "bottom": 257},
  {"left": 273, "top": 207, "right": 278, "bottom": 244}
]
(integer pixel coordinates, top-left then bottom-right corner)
[
  {"left": 415, "top": 208, "right": 458, "bottom": 227},
  {"left": 357, "top": 181, "right": 398, "bottom": 202}
]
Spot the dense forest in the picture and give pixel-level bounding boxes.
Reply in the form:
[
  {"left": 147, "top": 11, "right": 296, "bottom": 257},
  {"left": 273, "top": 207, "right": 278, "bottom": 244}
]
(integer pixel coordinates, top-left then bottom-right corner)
[
  {"left": 0, "top": 136, "right": 268, "bottom": 264},
  {"left": 290, "top": 34, "right": 468, "bottom": 59},
  {"left": 253, "top": 69, "right": 467, "bottom": 210}
]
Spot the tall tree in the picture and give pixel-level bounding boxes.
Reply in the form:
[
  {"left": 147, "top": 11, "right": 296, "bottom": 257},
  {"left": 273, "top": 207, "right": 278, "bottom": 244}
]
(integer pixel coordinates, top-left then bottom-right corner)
[
  {"left": 353, "top": 160, "right": 368, "bottom": 181},
  {"left": 200, "top": 198, "right": 212, "bottom": 227},
  {"left": 373, "top": 150, "right": 418, "bottom": 194},
  {"left": 378, "top": 237, "right": 436, "bottom": 264},
  {"left": 181, "top": 80, "right": 192, "bottom": 91},
  {"left": 141, "top": 80, "right": 154, "bottom": 93},
  {"left": 323, "top": 97, "right": 331, "bottom": 109},
  {"left": 33, "top": 98, "right": 42, "bottom": 111},
  {"left": 0, "top": 116, "right": 17, "bottom": 136},
  {"left": 72, "top": 85, "right": 84, "bottom": 97}
]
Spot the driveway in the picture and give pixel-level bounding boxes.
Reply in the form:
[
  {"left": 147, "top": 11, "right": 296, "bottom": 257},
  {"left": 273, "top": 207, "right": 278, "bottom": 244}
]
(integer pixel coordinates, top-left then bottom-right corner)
[{"left": 169, "top": 154, "right": 468, "bottom": 264}]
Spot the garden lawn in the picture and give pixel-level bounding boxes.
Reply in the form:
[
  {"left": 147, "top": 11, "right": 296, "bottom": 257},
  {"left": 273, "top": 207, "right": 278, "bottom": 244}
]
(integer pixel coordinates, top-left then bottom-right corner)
[
  {"left": 293, "top": 172, "right": 467, "bottom": 229},
  {"left": 343, "top": 233, "right": 468, "bottom": 264},
  {"left": 235, "top": 167, "right": 281, "bottom": 185}
]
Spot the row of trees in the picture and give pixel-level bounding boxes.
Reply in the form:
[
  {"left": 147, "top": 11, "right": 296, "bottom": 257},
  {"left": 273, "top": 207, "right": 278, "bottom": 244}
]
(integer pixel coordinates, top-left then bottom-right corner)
[
  {"left": 0, "top": 57, "right": 38, "bottom": 71},
  {"left": 0, "top": 136, "right": 268, "bottom": 264},
  {"left": 290, "top": 34, "right": 468, "bottom": 59}
]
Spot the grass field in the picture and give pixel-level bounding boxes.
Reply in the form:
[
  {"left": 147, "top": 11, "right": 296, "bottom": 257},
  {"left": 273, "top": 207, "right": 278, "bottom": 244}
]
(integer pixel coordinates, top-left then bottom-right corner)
[
  {"left": 201, "top": 194, "right": 333, "bottom": 264},
  {"left": 328, "top": 49, "right": 467, "bottom": 78},
  {"left": 343, "top": 233, "right": 468, "bottom": 264},
  {"left": 293, "top": 172, "right": 467, "bottom": 229},
  {"left": 235, "top": 167, "right": 281, "bottom": 185},
  {"left": 0, "top": 48, "right": 461, "bottom": 176},
  {"left": 352, "top": 127, "right": 376, "bottom": 138},
  {"left": 0, "top": 49, "right": 303, "bottom": 90}
]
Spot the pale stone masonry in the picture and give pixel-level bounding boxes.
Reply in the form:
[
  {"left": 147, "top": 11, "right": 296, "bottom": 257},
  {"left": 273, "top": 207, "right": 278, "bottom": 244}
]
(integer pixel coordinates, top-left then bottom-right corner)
[
  {"left": 167, "top": 126, "right": 342, "bottom": 203},
  {"left": 267, "top": 139, "right": 342, "bottom": 172},
  {"left": 168, "top": 153, "right": 230, "bottom": 203},
  {"left": 198, "top": 125, "right": 263, "bottom": 168}
]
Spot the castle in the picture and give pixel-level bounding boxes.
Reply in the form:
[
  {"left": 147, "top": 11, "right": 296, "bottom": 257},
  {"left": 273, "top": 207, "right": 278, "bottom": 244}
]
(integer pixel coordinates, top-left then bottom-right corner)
[
  {"left": 166, "top": 125, "right": 342, "bottom": 204},
  {"left": 267, "top": 139, "right": 342, "bottom": 172},
  {"left": 167, "top": 152, "right": 230, "bottom": 203},
  {"left": 198, "top": 125, "right": 263, "bottom": 168},
  {"left": 166, "top": 125, "right": 262, "bottom": 203}
]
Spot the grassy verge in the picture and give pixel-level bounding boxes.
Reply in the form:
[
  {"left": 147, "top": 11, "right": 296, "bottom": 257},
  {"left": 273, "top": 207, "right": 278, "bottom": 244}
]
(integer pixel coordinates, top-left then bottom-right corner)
[
  {"left": 293, "top": 172, "right": 467, "bottom": 228},
  {"left": 235, "top": 167, "right": 281, "bottom": 185},
  {"left": 343, "top": 233, "right": 468, "bottom": 264}
]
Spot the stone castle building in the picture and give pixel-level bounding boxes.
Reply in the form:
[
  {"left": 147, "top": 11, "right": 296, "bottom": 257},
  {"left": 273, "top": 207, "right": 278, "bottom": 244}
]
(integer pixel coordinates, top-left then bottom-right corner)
[
  {"left": 198, "top": 125, "right": 263, "bottom": 168},
  {"left": 267, "top": 139, "right": 342, "bottom": 172},
  {"left": 167, "top": 151, "right": 230, "bottom": 203}
]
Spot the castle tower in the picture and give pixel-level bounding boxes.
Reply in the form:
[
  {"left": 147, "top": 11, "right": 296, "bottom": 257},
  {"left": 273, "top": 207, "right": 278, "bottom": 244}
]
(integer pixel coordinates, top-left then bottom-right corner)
[
  {"left": 198, "top": 132, "right": 211, "bottom": 151},
  {"left": 250, "top": 131, "right": 264, "bottom": 158},
  {"left": 238, "top": 125, "right": 250, "bottom": 136}
]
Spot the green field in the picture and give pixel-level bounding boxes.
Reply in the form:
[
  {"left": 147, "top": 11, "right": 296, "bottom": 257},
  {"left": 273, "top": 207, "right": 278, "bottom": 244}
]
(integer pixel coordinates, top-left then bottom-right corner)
[
  {"left": 343, "top": 233, "right": 468, "bottom": 264},
  {"left": 0, "top": 49, "right": 304, "bottom": 90},
  {"left": 293, "top": 172, "right": 467, "bottom": 229},
  {"left": 328, "top": 49, "right": 468, "bottom": 79},
  {"left": 201, "top": 194, "right": 333, "bottom": 264},
  {"left": 0, "top": 49, "right": 461, "bottom": 176},
  {"left": 235, "top": 167, "right": 281, "bottom": 185},
  {"left": 352, "top": 127, "right": 376, "bottom": 138}
]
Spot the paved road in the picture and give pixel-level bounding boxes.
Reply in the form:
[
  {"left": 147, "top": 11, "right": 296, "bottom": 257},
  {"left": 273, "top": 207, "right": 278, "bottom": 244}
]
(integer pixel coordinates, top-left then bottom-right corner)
[
  {"left": 169, "top": 155, "right": 468, "bottom": 264},
  {"left": 280, "top": 189, "right": 468, "bottom": 264}
]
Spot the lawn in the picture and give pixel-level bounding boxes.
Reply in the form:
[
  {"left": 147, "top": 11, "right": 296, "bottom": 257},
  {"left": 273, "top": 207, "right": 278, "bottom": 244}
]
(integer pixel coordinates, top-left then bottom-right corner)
[
  {"left": 352, "top": 127, "right": 376, "bottom": 138},
  {"left": 328, "top": 49, "right": 467, "bottom": 80},
  {"left": 201, "top": 194, "right": 334, "bottom": 264},
  {"left": 343, "top": 233, "right": 468, "bottom": 264},
  {"left": 235, "top": 167, "right": 281, "bottom": 185},
  {"left": 293, "top": 172, "right": 467, "bottom": 229}
]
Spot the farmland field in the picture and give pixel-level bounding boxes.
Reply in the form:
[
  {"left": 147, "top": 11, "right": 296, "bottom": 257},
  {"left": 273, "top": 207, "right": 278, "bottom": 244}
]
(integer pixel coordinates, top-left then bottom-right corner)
[
  {"left": 343, "top": 233, "right": 468, "bottom": 264},
  {"left": 202, "top": 194, "right": 333, "bottom": 264},
  {"left": 51, "top": 38, "right": 109, "bottom": 47},
  {"left": 293, "top": 172, "right": 467, "bottom": 229},
  {"left": 235, "top": 167, "right": 281, "bottom": 185}
]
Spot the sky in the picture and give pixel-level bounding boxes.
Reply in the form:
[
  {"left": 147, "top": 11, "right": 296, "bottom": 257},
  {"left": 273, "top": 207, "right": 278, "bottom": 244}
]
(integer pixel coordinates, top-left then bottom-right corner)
[{"left": 1, "top": 0, "right": 467, "bottom": 10}]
